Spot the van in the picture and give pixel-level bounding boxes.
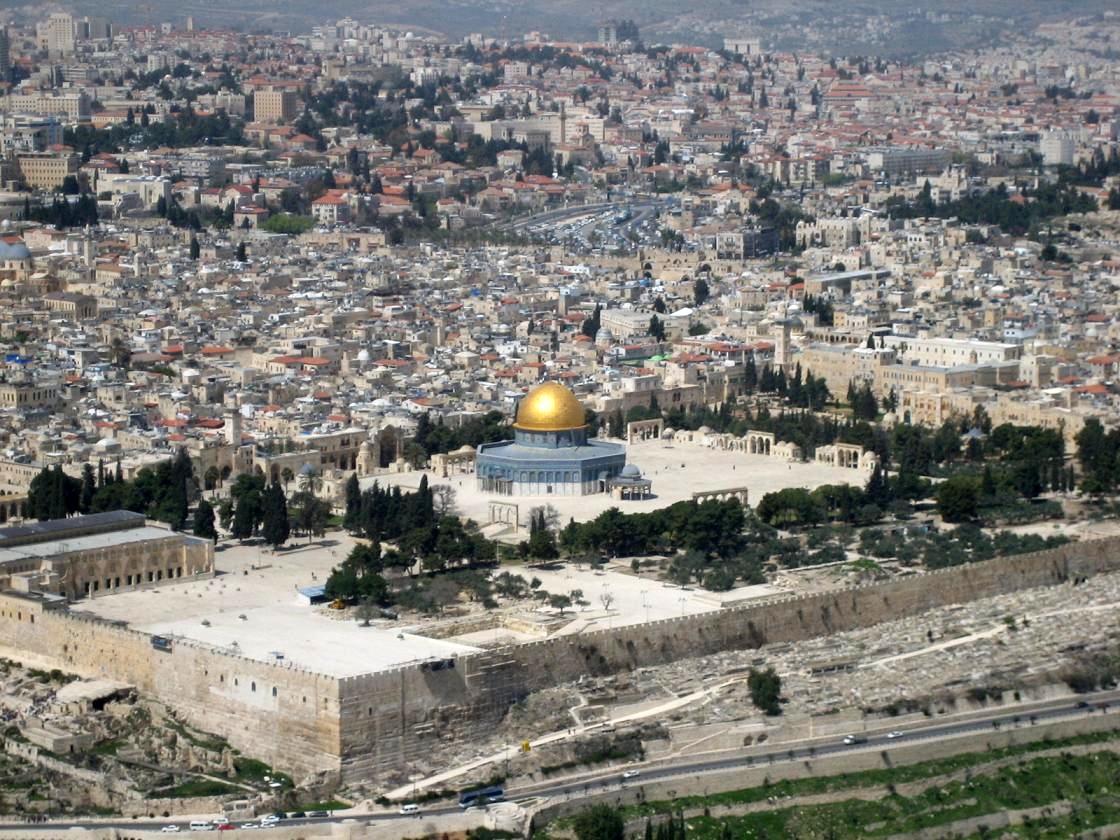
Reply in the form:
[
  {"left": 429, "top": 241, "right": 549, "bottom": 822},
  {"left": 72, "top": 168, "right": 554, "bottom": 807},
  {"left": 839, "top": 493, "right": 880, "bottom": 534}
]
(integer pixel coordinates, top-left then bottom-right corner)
[
  {"left": 399, "top": 804, "right": 420, "bottom": 815},
  {"left": 188, "top": 821, "right": 214, "bottom": 831}
]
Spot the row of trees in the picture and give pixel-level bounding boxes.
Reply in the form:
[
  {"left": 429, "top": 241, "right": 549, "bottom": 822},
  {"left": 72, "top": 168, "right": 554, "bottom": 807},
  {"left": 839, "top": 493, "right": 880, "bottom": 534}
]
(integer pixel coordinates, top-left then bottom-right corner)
[
  {"left": 411, "top": 411, "right": 513, "bottom": 459},
  {"left": 216, "top": 472, "right": 330, "bottom": 546},
  {"left": 1075, "top": 418, "right": 1120, "bottom": 496},
  {"left": 27, "top": 451, "right": 195, "bottom": 530},
  {"left": 885, "top": 180, "right": 1097, "bottom": 235},
  {"left": 28, "top": 194, "right": 98, "bottom": 228},
  {"left": 329, "top": 477, "right": 498, "bottom": 603},
  {"left": 559, "top": 498, "right": 746, "bottom": 560}
]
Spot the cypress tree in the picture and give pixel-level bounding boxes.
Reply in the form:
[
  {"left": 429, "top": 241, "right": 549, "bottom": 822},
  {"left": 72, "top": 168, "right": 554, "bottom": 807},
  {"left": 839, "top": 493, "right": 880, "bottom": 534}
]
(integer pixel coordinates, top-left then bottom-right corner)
[
  {"left": 261, "top": 482, "right": 290, "bottom": 548},
  {"left": 79, "top": 464, "right": 96, "bottom": 514},
  {"left": 343, "top": 474, "right": 362, "bottom": 532},
  {"left": 193, "top": 499, "right": 218, "bottom": 542},
  {"left": 231, "top": 489, "right": 261, "bottom": 540}
]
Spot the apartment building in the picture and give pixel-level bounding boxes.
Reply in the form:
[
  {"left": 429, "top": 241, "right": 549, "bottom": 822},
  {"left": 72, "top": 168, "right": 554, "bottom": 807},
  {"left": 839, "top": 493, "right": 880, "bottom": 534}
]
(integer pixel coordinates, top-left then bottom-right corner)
[
  {"left": 5, "top": 91, "right": 92, "bottom": 124},
  {"left": 253, "top": 89, "right": 298, "bottom": 124},
  {"left": 15, "top": 152, "right": 79, "bottom": 189}
]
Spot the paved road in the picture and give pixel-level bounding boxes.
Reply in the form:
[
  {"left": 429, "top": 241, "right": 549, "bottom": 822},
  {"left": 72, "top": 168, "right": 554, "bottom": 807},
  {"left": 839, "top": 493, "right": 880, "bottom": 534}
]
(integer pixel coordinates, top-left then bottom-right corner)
[
  {"left": 516, "top": 690, "right": 1120, "bottom": 802},
  {"left": 2, "top": 690, "right": 1116, "bottom": 834},
  {"left": 503, "top": 200, "right": 661, "bottom": 237}
]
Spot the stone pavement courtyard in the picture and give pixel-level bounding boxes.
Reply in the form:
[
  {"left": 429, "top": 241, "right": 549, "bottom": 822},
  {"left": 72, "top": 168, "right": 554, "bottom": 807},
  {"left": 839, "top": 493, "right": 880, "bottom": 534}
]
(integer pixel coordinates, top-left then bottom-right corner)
[
  {"left": 364, "top": 439, "right": 861, "bottom": 533},
  {"left": 72, "top": 443, "right": 859, "bottom": 678}
]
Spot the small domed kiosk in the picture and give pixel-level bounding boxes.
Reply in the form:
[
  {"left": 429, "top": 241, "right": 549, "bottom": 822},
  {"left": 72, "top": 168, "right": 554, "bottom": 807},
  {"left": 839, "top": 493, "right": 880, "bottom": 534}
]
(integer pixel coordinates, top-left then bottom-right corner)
[{"left": 476, "top": 382, "right": 626, "bottom": 496}]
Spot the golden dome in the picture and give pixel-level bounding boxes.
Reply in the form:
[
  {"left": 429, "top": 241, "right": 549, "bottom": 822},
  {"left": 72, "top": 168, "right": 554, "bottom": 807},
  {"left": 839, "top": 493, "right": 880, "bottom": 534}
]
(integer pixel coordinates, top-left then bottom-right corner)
[{"left": 514, "top": 382, "right": 587, "bottom": 432}]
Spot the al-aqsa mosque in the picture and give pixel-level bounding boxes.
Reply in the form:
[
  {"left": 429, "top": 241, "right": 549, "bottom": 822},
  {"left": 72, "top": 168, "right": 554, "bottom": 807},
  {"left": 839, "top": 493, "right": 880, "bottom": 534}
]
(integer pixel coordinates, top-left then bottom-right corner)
[{"left": 476, "top": 381, "right": 630, "bottom": 496}]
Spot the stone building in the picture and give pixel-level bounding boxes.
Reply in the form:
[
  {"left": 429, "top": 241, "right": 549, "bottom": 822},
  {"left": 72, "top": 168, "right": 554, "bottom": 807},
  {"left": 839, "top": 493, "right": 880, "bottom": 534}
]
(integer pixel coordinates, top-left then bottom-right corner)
[{"left": 0, "top": 511, "right": 213, "bottom": 600}]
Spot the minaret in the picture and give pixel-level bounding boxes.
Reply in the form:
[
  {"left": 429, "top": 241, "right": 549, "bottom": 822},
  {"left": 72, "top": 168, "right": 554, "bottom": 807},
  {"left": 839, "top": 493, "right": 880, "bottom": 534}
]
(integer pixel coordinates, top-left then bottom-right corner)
[
  {"left": 82, "top": 226, "right": 95, "bottom": 267},
  {"left": 773, "top": 318, "right": 792, "bottom": 373},
  {"left": 226, "top": 409, "right": 242, "bottom": 447}
]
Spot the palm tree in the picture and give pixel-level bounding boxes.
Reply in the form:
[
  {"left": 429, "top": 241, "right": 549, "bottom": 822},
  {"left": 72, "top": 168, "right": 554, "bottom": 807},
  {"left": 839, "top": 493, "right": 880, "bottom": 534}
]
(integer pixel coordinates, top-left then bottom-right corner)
[
  {"left": 281, "top": 467, "right": 294, "bottom": 488},
  {"left": 298, "top": 465, "right": 322, "bottom": 496},
  {"left": 109, "top": 337, "right": 131, "bottom": 370}
]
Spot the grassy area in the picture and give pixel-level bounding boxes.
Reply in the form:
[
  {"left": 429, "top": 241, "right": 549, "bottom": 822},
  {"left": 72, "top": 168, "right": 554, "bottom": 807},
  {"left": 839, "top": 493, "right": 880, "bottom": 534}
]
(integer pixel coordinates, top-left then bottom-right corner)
[
  {"left": 292, "top": 800, "right": 349, "bottom": 812},
  {"left": 162, "top": 780, "right": 242, "bottom": 799},
  {"left": 232, "top": 756, "right": 269, "bottom": 780},
  {"left": 89, "top": 739, "right": 122, "bottom": 757},
  {"left": 625, "top": 727, "right": 1120, "bottom": 820},
  {"left": 671, "top": 751, "right": 1120, "bottom": 838},
  {"left": 538, "top": 728, "right": 1120, "bottom": 838}
]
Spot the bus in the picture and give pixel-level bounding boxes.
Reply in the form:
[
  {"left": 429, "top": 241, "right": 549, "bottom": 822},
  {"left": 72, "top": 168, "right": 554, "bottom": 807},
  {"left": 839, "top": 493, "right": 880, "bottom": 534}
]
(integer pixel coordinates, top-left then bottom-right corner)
[{"left": 458, "top": 786, "right": 504, "bottom": 809}]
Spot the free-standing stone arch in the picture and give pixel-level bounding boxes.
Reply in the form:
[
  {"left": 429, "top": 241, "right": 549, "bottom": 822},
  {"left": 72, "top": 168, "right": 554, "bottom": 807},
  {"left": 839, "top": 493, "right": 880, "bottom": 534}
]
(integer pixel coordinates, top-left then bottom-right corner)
[
  {"left": 746, "top": 430, "right": 774, "bottom": 455},
  {"left": 626, "top": 418, "right": 664, "bottom": 443}
]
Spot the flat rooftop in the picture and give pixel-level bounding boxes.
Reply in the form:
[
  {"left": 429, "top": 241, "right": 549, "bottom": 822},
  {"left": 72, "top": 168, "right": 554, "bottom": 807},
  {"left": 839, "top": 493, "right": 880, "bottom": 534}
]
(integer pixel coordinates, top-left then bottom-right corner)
[
  {"left": 0, "top": 525, "right": 190, "bottom": 565},
  {"left": 142, "top": 603, "right": 480, "bottom": 677}
]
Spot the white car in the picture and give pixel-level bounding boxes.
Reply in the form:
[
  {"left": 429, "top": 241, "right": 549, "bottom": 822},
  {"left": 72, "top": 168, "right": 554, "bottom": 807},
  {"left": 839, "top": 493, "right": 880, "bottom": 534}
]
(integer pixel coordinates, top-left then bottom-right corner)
[
  {"left": 621, "top": 769, "right": 640, "bottom": 780},
  {"left": 161, "top": 827, "right": 181, "bottom": 834},
  {"left": 886, "top": 730, "right": 905, "bottom": 740}
]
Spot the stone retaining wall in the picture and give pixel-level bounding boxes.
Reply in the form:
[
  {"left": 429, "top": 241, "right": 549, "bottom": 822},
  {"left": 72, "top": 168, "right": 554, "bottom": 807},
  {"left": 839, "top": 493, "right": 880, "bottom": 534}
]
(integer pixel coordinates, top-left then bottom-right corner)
[{"left": 1, "top": 536, "right": 1119, "bottom": 787}]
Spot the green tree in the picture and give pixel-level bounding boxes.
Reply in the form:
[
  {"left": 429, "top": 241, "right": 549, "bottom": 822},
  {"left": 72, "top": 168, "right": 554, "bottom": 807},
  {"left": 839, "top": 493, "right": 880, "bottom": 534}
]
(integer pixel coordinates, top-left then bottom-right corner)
[
  {"left": 581, "top": 303, "right": 602, "bottom": 339},
  {"left": 290, "top": 490, "right": 330, "bottom": 542},
  {"left": 343, "top": 474, "right": 362, "bottom": 532},
  {"left": 572, "top": 804, "right": 625, "bottom": 840},
  {"left": 27, "top": 465, "right": 82, "bottom": 521},
  {"left": 1013, "top": 461, "right": 1042, "bottom": 501},
  {"left": 936, "top": 475, "right": 979, "bottom": 523},
  {"left": 528, "top": 508, "right": 559, "bottom": 559},
  {"left": 193, "top": 499, "right": 218, "bottom": 542},
  {"left": 694, "top": 276, "right": 710, "bottom": 306},
  {"left": 79, "top": 463, "right": 96, "bottom": 514},
  {"left": 189, "top": 235, "right": 200, "bottom": 260},
  {"left": 261, "top": 482, "right": 290, "bottom": 548},
  {"left": 756, "top": 487, "right": 823, "bottom": 527},
  {"left": 748, "top": 666, "right": 782, "bottom": 715},
  {"left": 230, "top": 488, "right": 262, "bottom": 540},
  {"left": 649, "top": 314, "right": 666, "bottom": 341}
]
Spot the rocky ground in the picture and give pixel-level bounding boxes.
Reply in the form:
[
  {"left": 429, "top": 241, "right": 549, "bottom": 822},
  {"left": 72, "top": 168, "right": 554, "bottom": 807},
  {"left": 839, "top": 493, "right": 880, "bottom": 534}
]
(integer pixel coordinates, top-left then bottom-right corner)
[{"left": 357, "top": 570, "right": 1120, "bottom": 796}]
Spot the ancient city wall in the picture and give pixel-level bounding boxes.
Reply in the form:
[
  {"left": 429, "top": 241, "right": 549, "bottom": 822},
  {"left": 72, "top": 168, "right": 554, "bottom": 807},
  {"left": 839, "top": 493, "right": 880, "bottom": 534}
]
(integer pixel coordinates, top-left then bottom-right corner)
[
  {"left": 496, "top": 535, "right": 1120, "bottom": 692},
  {"left": 0, "top": 594, "right": 342, "bottom": 784},
  {"left": 2, "top": 535, "right": 1120, "bottom": 787},
  {"left": 334, "top": 535, "right": 1120, "bottom": 784}
]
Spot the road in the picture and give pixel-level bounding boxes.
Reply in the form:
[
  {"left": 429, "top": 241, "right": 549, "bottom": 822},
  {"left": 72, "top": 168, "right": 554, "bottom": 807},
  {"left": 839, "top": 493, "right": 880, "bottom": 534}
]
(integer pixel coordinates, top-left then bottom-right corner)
[
  {"left": 1, "top": 690, "right": 1116, "bottom": 835},
  {"left": 502, "top": 200, "right": 664, "bottom": 251}
]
